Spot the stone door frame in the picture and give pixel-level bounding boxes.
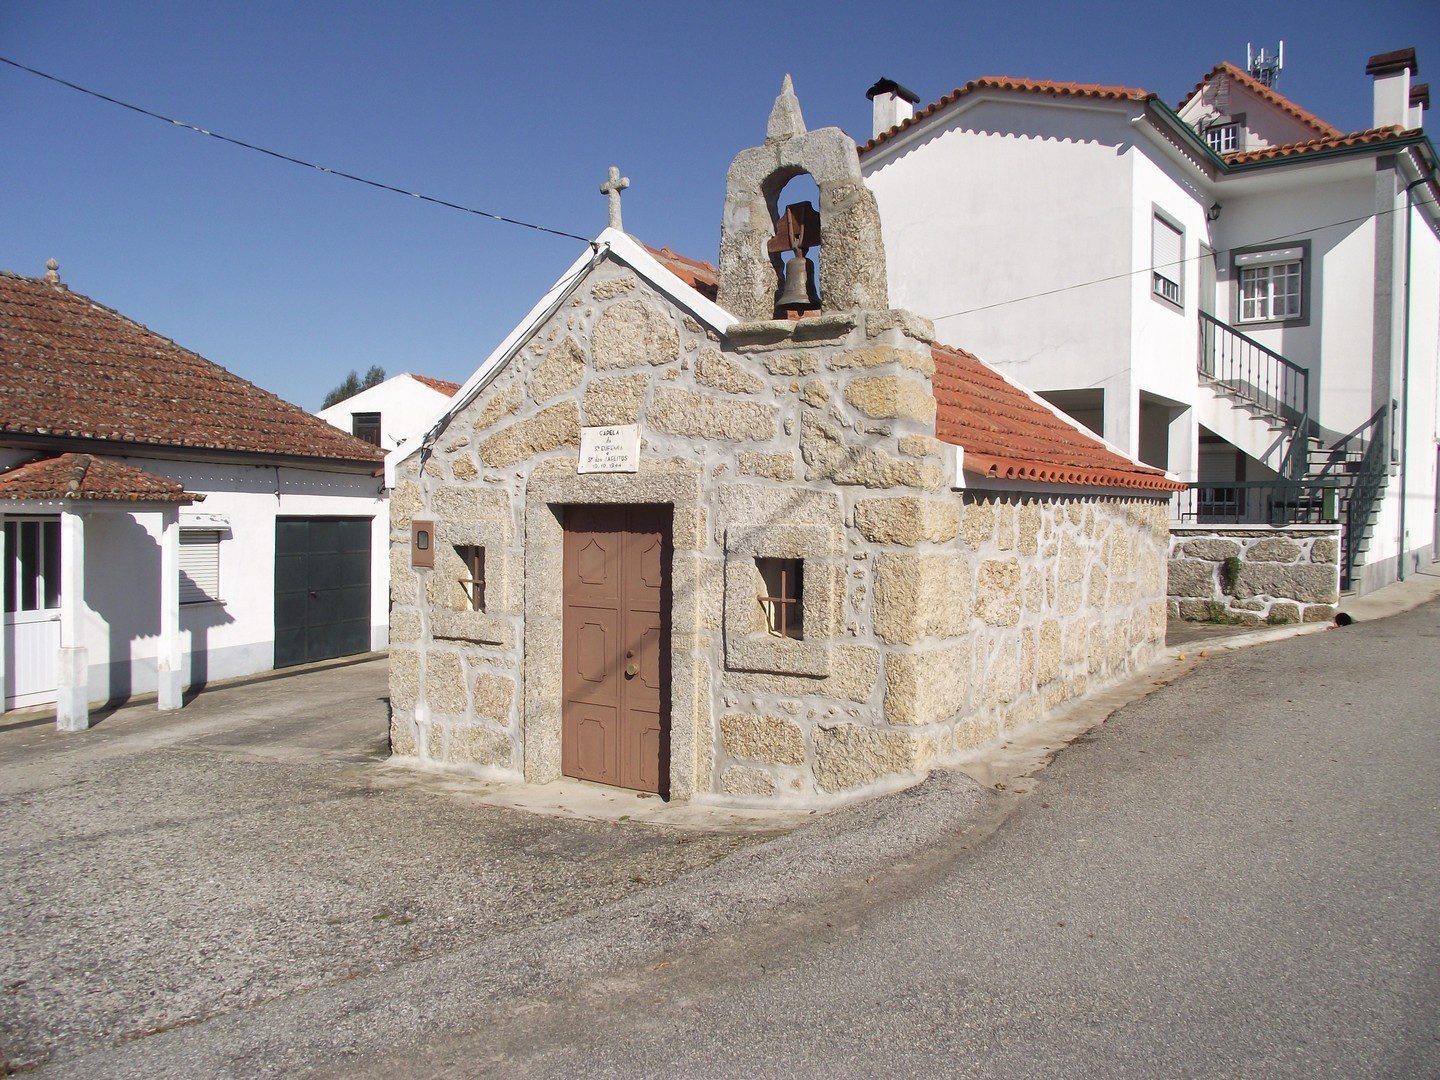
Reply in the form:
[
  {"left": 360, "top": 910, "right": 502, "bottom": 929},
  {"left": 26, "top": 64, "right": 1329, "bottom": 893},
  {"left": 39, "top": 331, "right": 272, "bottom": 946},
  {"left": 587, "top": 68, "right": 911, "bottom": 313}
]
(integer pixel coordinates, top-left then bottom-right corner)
[{"left": 523, "top": 463, "right": 706, "bottom": 802}]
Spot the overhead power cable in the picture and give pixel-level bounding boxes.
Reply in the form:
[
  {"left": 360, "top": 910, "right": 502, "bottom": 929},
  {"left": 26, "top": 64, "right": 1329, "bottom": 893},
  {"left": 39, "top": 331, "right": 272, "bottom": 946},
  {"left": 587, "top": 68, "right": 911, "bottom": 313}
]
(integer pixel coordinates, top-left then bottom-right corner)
[
  {"left": 931, "top": 196, "right": 1438, "bottom": 322},
  {"left": 0, "top": 54, "right": 594, "bottom": 245}
]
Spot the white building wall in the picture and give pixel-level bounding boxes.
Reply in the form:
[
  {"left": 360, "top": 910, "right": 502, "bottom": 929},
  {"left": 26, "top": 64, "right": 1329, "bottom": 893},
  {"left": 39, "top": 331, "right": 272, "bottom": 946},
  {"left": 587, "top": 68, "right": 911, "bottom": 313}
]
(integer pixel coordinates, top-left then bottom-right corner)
[
  {"left": 317, "top": 374, "right": 453, "bottom": 455},
  {"left": 1209, "top": 169, "right": 1377, "bottom": 435},
  {"left": 864, "top": 98, "right": 1138, "bottom": 449},
  {"left": 0, "top": 449, "right": 386, "bottom": 703}
]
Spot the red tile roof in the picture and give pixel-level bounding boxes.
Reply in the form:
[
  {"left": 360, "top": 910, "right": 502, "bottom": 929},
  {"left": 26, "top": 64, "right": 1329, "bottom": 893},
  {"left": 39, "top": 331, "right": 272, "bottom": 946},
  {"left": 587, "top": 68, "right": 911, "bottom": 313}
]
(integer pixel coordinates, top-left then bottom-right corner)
[
  {"left": 0, "top": 453, "right": 201, "bottom": 503},
  {"left": 643, "top": 244, "right": 719, "bottom": 301},
  {"left": 0, "top": 272, "right": 384, "bottom": 464},
  {"left": 931, "top": 344, "right": 1184, "bottom": 492},
  {"left": 860, "top": 77, "right": 1154, "bottom": 155},
  {"left": 1223, "top": 125, "right": 1418, "bottom": 163},
  {"left": 1179, "top": 62, "right": 1341, "bottom": 139},
  {"left": 409, "top": 373, "right": 462, "bottom": 396}
]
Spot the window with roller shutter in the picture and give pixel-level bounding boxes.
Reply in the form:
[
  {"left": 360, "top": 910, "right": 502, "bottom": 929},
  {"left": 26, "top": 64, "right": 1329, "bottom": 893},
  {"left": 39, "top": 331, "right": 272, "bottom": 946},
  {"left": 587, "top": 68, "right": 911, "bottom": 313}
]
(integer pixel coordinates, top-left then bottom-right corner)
[
  {"left": 180, "top": 529, "right": 221, "bottom": 604},
  {"left": 1151, "top": 211, "right": 1184, "bottom": 309}
]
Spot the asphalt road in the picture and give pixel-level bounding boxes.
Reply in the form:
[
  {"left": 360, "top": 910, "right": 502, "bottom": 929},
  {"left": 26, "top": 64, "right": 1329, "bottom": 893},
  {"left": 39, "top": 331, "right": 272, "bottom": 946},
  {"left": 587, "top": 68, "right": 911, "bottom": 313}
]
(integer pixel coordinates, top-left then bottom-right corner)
[{"left": 396, "top": 600, "right": 1440, "bottom": 1078}]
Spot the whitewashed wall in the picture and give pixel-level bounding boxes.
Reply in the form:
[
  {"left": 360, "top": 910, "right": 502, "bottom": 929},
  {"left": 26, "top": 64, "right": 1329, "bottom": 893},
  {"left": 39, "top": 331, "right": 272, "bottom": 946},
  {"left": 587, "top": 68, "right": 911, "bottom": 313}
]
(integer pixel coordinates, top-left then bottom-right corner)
[
  {"left": 317, "top": 374, "right": 453, "bottom": 456},
  {"left": 0, "top": 448, "right": 386, "bottom": 701}
]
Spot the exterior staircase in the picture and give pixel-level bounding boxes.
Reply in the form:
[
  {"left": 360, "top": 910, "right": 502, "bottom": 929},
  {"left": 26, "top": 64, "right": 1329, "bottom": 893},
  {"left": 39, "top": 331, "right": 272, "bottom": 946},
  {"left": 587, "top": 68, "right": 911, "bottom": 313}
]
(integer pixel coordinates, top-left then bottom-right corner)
[{"left": 1190, "top": 312, "right": 1389, "bottom": 590}]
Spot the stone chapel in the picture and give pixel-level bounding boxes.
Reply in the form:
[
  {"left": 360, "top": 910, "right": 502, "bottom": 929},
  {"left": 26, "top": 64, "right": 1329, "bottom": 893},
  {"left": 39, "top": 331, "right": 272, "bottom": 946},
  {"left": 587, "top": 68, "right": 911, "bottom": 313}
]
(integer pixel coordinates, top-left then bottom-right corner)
[{"left": 387, "top": 78, "right": 1184, "bottom": 805}]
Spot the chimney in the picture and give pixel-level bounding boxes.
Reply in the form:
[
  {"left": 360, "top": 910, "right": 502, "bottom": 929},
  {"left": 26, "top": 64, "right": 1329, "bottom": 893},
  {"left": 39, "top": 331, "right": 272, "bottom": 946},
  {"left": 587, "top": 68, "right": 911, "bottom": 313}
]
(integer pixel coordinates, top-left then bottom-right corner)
[
  {"left": 1366, "top": 47, "right": 1417, "bottom": 128},
  {"left": 1410, "top": 83, "right": 1429, "bottom": 129},
  {"left": 866, "top": 77, "right": 920, "bottom": 139}
]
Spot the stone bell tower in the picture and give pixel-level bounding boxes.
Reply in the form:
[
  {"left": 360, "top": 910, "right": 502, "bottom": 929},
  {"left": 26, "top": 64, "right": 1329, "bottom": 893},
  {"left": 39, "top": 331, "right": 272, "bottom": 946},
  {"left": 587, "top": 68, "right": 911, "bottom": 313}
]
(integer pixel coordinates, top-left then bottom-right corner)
[{"left": 717, "top": 75, "right": 890, "bottom": 321}]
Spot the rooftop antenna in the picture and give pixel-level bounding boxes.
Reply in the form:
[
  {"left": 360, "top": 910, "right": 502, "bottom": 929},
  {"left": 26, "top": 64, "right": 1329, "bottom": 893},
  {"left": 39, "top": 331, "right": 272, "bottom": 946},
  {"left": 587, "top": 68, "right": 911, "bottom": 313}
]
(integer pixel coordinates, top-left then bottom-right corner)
[{"left": 1247, "top": 40, "right": 1284, "bottom": 88}]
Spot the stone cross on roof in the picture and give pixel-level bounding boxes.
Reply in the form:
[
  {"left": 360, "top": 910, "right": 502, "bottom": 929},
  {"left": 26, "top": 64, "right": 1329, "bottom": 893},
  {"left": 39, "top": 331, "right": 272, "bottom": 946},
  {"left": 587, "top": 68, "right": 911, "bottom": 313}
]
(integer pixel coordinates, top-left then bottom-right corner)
[{"left": 599, "top": 166, "right": 630, "bottom": 231}]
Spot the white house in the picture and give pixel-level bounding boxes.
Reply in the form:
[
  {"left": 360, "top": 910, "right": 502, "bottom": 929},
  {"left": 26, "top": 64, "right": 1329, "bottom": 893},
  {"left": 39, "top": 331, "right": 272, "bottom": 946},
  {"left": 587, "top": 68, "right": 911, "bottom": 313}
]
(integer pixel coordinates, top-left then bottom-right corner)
[
  {"left": 0, "top": 263, "right": 389, "bottom": 729},
  {"left": 317, "top": 372, "right": 461, "bottom": 455},
  {"left": 860, "top": 49, "right": 1439, "bottom": 593}
]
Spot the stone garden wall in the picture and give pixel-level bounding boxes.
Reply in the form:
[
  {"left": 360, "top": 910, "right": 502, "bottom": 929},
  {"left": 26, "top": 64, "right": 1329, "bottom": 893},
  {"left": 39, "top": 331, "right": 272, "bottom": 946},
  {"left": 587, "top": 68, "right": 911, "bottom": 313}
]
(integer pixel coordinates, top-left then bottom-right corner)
[
  {"left": 1167, "top": 524, "right": 1342, "bottom": 625},
  {"left": 387, "top": 257, "right": 1172, "bottom": 807}
]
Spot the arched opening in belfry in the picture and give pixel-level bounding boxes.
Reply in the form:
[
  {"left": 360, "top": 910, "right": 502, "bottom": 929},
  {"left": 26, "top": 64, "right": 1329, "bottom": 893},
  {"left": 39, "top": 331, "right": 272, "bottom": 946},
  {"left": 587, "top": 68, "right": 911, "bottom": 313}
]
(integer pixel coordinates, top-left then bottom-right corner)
[{"left": 767, "top": 171, "right": 822, "bottom": 319}]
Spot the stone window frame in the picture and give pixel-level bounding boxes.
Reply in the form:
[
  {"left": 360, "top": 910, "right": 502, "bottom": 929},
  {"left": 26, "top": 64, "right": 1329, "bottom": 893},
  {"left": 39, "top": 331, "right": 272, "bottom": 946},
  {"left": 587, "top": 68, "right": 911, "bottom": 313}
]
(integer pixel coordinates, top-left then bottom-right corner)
[
  {"left": 722, "top": 523, "right": 840, "bottom": 678},
  {"left": 429, "top": 518, "right": 514, "bottom": 647},
  {"left": 523, "top": 463, "right": 707, "bottom": 802}
]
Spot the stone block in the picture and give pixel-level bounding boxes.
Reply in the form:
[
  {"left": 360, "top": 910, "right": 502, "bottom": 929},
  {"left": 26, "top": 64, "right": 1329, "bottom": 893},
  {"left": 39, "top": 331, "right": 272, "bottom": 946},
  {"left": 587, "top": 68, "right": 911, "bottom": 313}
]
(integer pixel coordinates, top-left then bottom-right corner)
[
  {"left": 872, "top": 552, "right": 972, "bottom": 643},
  {"left": 975, "top": 559, "right": 1022, "bottom": 627},
  {"left": 959, "top": 500, "right": 994, "bottom": 549},
  {"left": 472, "top": 672, "right": 515, "bottom": 724},
  {"left": 813, "top": 723, "right": 936, "bottom": 793},
  {"left": 828, "top": 344, "right": 935, "bottom": 375},
  {"left": 800, "top": 414, "right": 942, "bottom": 490},
  {"left": 721, "top": 645, "right": 877, "bottom": 703},
  {"left": 884, "top": 645, "right": 968, "bottom": 726},
  {"left": 390, "top": 481, "right": 423, "bottom": 530},
  {"left": 694, "top": 349, "right": 764, "bottom": 394},
  {"left": 1087, "top": 566, "right": 1110, "bottom": 608},
  {"left": 1017, "top": 502, "right": 1042, "bottom": 556},
  {"left": 1310, "top": 538, "right": 1339, "bottom": 564},
  {"left": 721, "top": 766, "right": 776, "bottom": 797},
  {"left": 1233, "top": 562, "right": 1339, "bottom": 604},
  {"left": 899, "top": 434, "right": 943, "bottom": 459},
  {"left": 470, "top": 379, "right": 522, "bottom": 433},
  {"left": 389, "top": 714, "right": 418, "bottom": 757},
  {"left": 590, "top": 277, "right": 635, "bottom": 300},
  {"left": 479, "top": 401, "right": 580, "bottom": 468},
  {"left": 449, "top": 724, "right": 513, "bottom": 767},
  {"left": 720, "top": 713, "right": 805, "bottom": 765},
  {"left": 583, "top": 373, "right": 648, "bottom": 426},
  {"left": 1303, "top": 604, "right": 1338, "bottom": 622},
  {"left": 844, "top": 374, "right": 936, "bottom": 422},
  {"left": 1181, "top": 537, "right": 1240, "bottom": 561},
  {"left": 799, "top": 381, "right": 829, "bottom": 407},
  {"left": 650, "top": 388, "right": 778, "bottom": 441},
  {"left": 450, "top": 455, "right": 478, "bottom": 481},
  {"left": 389, "top": 607, "right": 420, "bottom": 646},
  {"left": 1266, "top": 601, "right": 1301, "bottom": 624},
  {"left": 763, "top": 351, "right": 817, "bottom": 377},
  {"left": 531, "top": 336, "right": 586, "bottom": 402},
  {"left": 424, "top": 651, "right": 467, "bottom": 715},
  {"left": 1247, "top": 536, "right": 1301, "bottom": 563},
  {"left": 854, "top": 497, "right": 960, "bottom": 546},
  {"left": 1167, "top": 558, "right": 1216, "bottom": 598},
  {"left": 592, "top": 298, "right": 680, "bottom": 369},
  {"left": 737, "top": 452, "right": 796, "bottom": 480},
  {"left": 390, "top": 649, "right": 419, "bottom": 709},
  {"left": 1037, "top": 620, "right": 1062, "bottom": 685},
  {"left": 432, "top": 485, "right": 510, "bottom": 524},
  {"left": 984, "top": 640, "right": 1020, "bottom": 706}
]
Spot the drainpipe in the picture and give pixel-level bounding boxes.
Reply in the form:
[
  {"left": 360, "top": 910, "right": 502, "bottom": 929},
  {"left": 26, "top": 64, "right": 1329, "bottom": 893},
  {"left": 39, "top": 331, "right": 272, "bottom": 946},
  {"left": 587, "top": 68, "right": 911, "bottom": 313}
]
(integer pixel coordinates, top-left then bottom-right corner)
[{"left": 1398, "top": 173, "right": 1430, "bottom": 581}]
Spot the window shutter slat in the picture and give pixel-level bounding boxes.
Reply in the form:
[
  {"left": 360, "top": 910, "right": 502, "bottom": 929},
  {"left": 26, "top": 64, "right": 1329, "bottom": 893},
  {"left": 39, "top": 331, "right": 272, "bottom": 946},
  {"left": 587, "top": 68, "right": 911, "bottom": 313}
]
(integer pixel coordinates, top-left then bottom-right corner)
[
  {"left": 179, "top": 530, "right": 221, "bottom": 604},
  {"left": 1152, "top": 216, "right": 1182, "bottom": 273}
]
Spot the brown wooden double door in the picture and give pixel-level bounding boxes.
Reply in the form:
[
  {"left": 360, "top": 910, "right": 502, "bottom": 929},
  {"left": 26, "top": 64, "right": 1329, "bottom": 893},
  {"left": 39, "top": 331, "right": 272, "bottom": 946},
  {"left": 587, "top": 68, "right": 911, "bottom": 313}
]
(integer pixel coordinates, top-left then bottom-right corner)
[{"left": 561, "top": 505, "right": 671, "bottom": 796}]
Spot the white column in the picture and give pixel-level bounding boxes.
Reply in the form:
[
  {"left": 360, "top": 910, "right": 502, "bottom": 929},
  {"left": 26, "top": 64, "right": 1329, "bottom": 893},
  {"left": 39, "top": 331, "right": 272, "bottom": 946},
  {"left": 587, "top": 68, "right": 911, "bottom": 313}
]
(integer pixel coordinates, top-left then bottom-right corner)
[
  {"left": 56, "top": 506, "right": 88, "bottom": 732},
  {"left": 158, "top": 508, "right": 183, "bottom": 710}
]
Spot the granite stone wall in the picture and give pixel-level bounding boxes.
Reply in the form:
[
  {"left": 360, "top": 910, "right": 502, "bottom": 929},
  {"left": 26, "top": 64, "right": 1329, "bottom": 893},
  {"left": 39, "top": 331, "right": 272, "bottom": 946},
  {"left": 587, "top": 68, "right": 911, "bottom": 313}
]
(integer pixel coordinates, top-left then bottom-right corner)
[
  {"left": 1167, "top": 524, "right": 1342, "bottom": 625},
  {"left": 387, "top": 259, "right": 1171, "bottom": 806}
]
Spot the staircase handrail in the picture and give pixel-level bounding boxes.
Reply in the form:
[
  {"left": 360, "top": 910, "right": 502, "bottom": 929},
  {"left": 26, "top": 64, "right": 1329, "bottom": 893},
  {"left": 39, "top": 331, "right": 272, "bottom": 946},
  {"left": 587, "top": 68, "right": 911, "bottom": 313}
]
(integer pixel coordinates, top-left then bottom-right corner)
[{"left": 1198, "top": 310, "right": 1311, "bottom": 429}]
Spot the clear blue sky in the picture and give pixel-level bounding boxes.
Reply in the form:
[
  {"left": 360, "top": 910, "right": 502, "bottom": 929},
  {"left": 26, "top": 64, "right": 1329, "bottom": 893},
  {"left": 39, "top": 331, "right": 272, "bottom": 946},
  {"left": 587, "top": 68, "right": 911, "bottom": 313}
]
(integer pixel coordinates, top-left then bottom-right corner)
[{"left": 4, "top": 1, "right": 1437, "bottom": 410}]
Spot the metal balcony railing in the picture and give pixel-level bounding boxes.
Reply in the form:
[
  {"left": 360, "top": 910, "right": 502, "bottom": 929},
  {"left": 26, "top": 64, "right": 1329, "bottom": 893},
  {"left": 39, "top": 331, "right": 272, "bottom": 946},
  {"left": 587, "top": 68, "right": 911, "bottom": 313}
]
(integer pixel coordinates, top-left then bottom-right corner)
[{"left": 1198, "top": 311, "right": 1311, "bottom": 436}]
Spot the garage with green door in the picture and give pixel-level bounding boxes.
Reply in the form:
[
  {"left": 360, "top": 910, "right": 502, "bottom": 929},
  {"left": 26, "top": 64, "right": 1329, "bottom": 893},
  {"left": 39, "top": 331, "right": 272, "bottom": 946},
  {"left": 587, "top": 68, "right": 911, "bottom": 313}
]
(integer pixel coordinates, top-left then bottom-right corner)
[{"left": 274, "top": 517, "right": 372, "bottom": 668}]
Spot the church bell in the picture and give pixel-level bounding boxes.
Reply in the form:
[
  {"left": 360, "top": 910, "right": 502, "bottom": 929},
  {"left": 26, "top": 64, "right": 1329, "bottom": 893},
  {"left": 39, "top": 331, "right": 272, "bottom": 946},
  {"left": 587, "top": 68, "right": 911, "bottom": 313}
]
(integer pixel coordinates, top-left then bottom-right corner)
[{"left": 776, "top": 252, "right": 819, "bottom": 312}]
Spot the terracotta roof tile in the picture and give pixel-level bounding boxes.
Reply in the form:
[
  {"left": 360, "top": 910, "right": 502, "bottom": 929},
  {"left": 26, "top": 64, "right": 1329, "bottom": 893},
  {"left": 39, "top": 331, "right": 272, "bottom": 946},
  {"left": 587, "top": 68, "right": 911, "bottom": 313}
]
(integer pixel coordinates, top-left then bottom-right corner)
[
  {"left": 0, "top": 453, "right": 201, "bottom": 503},
  {"left": 931, "top": 344, "right": 1184, "bottom": 492},
  {"left": 409, "top": 373, "right": 462, "bottom": 396},
  {"left": 1179, "top": 62, "right": 1341, "bottom": 139},
  {"left": 860, "top": 77, "right": 1154, "bottom": 155},
  {"left": 0, "top": 272, "right": 384, "bottom": 464},
  {"left": 1223, "top": 125, "right": 1417, "bottom": 163},
  {"left": 643, "top": 244, "right": 719, "bottom": 301}
]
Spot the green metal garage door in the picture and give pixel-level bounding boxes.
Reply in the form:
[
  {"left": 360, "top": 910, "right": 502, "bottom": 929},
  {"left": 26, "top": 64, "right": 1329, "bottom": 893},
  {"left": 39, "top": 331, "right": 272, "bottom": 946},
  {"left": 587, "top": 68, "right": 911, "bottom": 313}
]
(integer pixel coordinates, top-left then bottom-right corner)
[{"left": 275, "top": 517, "right": 372, "bottom": 669}]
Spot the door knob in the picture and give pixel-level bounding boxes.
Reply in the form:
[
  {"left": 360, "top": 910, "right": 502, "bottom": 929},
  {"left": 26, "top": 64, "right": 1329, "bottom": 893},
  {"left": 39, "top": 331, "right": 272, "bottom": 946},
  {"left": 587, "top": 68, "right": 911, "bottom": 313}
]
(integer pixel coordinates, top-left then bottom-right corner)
[{"left": 624, "top": 662, "right": 639, "bottom": 678}]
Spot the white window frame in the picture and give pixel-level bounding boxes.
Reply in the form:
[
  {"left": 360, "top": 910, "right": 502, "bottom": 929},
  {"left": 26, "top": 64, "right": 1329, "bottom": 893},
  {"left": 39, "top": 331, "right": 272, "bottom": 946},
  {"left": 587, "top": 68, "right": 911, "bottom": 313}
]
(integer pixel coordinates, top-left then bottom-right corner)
[
  {"left": 1234, "top": 245, "right": 1307, "bottom": 325},
  {"left": 179, "top": 528, "right": 222, "bottom": 605},
  {"left": 1150, "top": 209, "right": 1184, "bottom": 311},
  {"left": 1205, "top": 122, "right": 1238, "bottom": 154}
]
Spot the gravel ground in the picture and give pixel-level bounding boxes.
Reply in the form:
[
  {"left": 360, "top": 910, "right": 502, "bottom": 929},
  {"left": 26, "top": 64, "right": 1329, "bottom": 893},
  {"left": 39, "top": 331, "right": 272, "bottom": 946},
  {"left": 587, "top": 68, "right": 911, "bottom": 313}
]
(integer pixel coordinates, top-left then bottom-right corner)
[{"left": 0, "top": 659, "right": 759, "bottom": 1072}]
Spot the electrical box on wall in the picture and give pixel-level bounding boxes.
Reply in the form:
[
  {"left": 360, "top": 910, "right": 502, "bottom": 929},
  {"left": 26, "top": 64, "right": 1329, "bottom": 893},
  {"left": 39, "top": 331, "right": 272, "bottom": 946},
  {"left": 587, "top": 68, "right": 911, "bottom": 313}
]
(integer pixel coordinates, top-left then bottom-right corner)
[{"left": 411, "top": 518, "right": 435, "bottom": 568}]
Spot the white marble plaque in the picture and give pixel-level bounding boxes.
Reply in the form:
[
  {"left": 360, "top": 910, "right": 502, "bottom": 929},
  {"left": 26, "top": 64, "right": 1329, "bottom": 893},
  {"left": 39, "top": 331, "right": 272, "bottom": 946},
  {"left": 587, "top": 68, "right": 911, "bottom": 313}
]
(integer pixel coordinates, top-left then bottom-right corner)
[{"left": 578, "top": 424, "right": 640, "bottom": 474}]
